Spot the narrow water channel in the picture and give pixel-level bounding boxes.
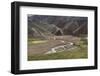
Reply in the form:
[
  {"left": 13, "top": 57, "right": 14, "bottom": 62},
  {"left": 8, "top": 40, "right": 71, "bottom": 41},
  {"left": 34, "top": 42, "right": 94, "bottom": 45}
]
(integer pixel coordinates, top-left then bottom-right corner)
[{"left": 45, "top": 42, "right": 76, "bottom": 54}]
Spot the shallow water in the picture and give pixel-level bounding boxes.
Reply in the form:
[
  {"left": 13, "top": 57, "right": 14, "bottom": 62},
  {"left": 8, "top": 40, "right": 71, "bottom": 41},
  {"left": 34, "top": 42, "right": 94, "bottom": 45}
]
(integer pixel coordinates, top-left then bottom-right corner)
[{"left": 45, "top": 42, "right": 76, "bottom": 54}]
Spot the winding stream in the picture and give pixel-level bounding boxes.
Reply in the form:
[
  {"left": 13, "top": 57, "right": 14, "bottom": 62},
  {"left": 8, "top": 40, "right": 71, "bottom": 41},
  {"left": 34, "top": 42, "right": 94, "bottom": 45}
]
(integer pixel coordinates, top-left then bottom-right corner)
[{"left": 45, "top": 42, "right": 76, "bottom": 54}]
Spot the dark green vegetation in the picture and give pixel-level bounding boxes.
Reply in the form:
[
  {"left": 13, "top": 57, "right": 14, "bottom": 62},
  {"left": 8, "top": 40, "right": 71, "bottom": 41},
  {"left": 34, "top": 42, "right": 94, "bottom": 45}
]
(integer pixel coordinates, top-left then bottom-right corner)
[{"left": 28, "top": 38, "right": 88, "bottom": 61}]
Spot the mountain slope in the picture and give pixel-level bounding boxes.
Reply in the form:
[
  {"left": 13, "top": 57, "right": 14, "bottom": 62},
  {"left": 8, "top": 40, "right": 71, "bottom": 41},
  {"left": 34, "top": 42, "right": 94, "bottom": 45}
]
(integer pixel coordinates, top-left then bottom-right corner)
[{"left": 28, "top": 15, "right": 88, "bottom": 38}]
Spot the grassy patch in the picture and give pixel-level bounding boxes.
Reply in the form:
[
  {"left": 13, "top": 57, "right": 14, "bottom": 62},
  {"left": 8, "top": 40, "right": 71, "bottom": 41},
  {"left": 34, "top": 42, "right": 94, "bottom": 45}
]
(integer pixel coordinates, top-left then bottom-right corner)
[
  {"left": 28, "top": 46, "right": 88, "bottom": 61},
  {"left": 32, "top": 40, "right": 47, "bottom": 44},
  {"left": 28, "top": 37, "right": 88, "bottom": 61},
  {"left": 28, "top": 38, "right": 47, "bottom": 44}
]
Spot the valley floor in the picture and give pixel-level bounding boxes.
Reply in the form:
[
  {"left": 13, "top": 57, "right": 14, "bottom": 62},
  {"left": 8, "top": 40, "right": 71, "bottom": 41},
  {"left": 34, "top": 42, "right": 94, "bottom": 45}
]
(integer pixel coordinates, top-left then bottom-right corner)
[{"left": 28, "top": 35, "right": 88, "bottom": 61}]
